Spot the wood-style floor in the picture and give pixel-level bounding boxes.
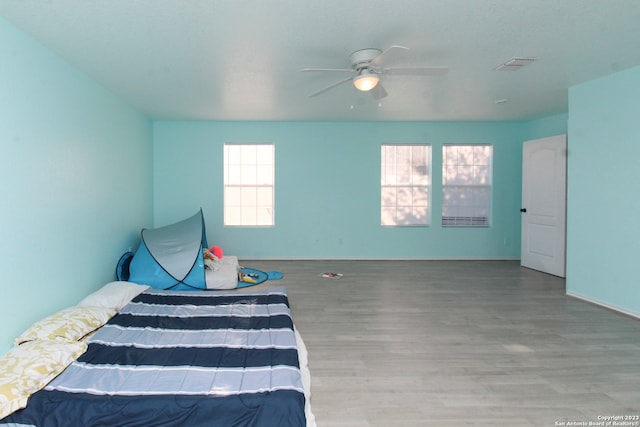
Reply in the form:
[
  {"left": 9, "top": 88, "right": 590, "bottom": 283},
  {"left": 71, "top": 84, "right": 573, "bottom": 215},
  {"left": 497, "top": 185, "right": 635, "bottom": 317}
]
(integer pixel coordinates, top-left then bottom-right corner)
[{"left": 241, "top": 260, "right": 640, "bottom": 426}]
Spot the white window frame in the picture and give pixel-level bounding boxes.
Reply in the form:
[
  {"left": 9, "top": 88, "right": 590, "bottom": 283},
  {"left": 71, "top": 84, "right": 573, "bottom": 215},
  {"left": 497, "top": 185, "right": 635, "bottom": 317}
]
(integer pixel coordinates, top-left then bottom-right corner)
[
  {"left": 223, "top": 143, "right": 274, "bottom": 227},
  {"left": 442, "top": 144, "right": 492, "bottom": 227},
  {"left": 381, "top": 144, "right": 431, "bottom": 227}
]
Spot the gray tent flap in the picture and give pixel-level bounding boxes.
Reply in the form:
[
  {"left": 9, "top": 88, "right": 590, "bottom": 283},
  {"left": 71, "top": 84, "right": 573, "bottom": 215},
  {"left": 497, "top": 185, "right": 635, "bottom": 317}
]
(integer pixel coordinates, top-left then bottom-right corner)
[{"left": 142, "top": 211, "right": 204, "bottom": 281}]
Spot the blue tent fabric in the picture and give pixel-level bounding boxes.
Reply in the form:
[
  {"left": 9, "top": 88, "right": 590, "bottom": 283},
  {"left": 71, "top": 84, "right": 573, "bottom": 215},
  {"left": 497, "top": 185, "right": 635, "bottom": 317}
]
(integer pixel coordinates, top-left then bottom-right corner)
[
  {"left": 116, "top": 251, "right": 134, "bottom": 281},
  {"left": 267, "top": 271, "right": 283, "bottom": 280},
  {"left": 127, "top": 210, "right": 209, "bottom": 290},
  {"left": 237, "top": 268, "right": 283, "bottom": 288}
]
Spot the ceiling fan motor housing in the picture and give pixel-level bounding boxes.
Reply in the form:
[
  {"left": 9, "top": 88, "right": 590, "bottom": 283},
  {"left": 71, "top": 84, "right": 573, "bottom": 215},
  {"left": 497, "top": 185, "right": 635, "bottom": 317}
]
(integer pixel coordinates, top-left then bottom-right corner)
[{"left": 349, "top": 48, "right": 382, "bottom": 72}]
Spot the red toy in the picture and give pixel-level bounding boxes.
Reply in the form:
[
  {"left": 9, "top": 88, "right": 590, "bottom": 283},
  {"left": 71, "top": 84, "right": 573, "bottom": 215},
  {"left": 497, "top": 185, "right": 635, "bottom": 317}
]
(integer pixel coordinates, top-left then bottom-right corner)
[{"left": 211, "top": 246, "right": 223, "bottom": 259}]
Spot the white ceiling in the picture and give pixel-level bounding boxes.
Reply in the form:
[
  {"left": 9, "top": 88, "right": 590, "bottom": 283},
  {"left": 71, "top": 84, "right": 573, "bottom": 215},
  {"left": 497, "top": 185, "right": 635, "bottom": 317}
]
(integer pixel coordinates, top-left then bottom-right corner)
[{"left": 2, "top": 0, "right": 640, "bottom": 122}]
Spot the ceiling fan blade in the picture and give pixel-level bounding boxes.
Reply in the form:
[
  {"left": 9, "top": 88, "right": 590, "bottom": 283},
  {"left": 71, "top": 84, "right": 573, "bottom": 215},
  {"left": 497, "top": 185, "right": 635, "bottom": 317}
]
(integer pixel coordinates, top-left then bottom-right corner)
[
  {"left": 370, "top": 45, "right": 410, "bottom": 66},
  {"left": 384, "top": 66, "right": 449, "bottom": 76},
  {"left": 308, "top": 77, "right": 352, "bottom": 97},
  {"left": 370, "top": 83, "right": 388, "bottom": 100},
  {"left": 301, "top": 67, "right": 354, "bottom": 73}
]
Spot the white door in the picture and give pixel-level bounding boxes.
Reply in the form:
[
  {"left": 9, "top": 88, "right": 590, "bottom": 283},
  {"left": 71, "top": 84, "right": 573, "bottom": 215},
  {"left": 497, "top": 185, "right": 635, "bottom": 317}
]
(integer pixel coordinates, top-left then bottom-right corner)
[{"left": 521, "top": 134, "right": 567, "bottom": 277}]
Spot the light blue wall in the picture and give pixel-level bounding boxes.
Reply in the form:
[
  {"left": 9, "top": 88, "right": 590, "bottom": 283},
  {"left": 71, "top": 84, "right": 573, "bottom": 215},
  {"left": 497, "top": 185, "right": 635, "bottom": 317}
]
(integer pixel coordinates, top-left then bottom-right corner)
[
  {"left": 566, "top": 65, "right": 640, "bottom": 317},
  {"left": 154, "top": 120, "right": 527, "bottom": 259},
  {"left": 523, "top": 112, "right": 568, "bottom": 140},
  {"left": 0, "top": 17, "right": 153, "bottom": 353}
]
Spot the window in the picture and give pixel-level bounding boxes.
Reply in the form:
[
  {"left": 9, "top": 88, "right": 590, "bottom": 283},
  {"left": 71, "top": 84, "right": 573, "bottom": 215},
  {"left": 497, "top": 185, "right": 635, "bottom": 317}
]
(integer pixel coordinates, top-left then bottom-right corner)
[
  {"left": 442, "top": 144, "right": 492, "bottom": 227},
  {"left": 381, "top": 144, "right": 431, "bottom": 226},
  {"left": 224, "top": 144, "right": 274, "bottom": 226}
]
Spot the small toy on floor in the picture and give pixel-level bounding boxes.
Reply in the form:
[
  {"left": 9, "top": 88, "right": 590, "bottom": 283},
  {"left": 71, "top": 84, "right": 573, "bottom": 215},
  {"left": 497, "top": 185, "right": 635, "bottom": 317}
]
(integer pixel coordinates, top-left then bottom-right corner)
[
  {"left": 320, "top": 272, "right": 343, "bottom": 279},
  {"left": 238, "top": 270, "right": 257, "bottom": 284}
]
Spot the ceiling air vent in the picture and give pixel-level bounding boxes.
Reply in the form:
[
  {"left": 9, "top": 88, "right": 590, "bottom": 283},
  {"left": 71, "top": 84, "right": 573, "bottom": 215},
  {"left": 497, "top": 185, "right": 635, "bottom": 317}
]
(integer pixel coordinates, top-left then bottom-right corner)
[{"left": 494, "top": 57, "right": 537, "bottom": 71}]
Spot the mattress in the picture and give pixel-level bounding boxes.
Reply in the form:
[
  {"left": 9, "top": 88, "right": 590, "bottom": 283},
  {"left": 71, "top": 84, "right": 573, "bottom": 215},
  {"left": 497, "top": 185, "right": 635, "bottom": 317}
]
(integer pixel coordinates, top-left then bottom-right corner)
[
  {"left": 1, "top": 286, "right": 309, "bottom": 427},
  {"left": 205, "top": 255, "right": 239, "bottom": 289}
]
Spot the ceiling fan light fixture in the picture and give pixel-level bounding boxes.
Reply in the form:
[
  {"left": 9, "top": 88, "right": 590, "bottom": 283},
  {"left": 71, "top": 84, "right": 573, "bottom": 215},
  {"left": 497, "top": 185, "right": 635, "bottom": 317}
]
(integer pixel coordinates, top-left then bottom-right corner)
[{"left": 353, "top": 69, "right": 379, "bottom": 91}]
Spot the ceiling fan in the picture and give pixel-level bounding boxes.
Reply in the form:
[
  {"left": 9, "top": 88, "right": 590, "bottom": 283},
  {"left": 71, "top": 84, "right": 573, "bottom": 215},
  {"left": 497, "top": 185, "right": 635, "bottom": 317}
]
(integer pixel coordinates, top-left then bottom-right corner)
[{"left": 302, "top": 45, "right": 448, "bottom": 100}]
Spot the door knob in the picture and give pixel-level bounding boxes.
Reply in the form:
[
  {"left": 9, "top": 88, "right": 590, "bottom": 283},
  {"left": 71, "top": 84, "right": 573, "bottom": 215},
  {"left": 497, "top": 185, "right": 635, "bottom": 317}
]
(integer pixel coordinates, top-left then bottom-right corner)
[{"left": 520, "top": 208, "right": 527, "bottom": 213}]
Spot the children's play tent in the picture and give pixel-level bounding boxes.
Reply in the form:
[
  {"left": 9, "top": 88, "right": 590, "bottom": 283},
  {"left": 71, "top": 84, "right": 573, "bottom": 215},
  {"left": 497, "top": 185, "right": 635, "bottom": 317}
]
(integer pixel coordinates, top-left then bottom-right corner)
[{"left": 126, "top": 210, "right": 209, "bottom": 290}]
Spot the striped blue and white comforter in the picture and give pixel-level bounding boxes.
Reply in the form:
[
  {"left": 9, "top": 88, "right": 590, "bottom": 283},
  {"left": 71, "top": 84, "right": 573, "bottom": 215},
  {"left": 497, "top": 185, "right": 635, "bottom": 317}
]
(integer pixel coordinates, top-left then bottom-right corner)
[{"left": 3, "top": 287, "right": 306, "bottom": 427}]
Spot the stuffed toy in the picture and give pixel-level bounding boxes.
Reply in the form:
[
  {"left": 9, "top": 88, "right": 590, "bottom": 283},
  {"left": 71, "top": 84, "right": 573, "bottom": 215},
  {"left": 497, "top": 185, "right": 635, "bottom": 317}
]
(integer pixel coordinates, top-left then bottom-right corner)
[
  {"left": 203, "top": 246, "right": 223, "bottom": 271},
  {"left": 203, "top": 246, "right": 223, "bottom": 261},
  {"left": 211, "top": 245, "right": 223, "bottom": 259},
  {"left": 203, "top": 248, "right": 216, "bottom": 262}
]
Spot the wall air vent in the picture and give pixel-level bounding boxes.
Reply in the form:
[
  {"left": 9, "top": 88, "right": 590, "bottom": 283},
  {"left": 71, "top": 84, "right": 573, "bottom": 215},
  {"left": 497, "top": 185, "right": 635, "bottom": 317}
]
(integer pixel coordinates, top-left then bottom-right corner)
[{"left": 494, "top": 57, "right": 537, "bottom": 71}]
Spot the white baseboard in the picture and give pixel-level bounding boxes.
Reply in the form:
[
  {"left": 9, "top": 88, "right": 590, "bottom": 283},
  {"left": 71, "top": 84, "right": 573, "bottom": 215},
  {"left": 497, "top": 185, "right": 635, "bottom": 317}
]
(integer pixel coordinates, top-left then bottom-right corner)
[{"left": 566, "top": 291, "right": 640, "bottom": 320}]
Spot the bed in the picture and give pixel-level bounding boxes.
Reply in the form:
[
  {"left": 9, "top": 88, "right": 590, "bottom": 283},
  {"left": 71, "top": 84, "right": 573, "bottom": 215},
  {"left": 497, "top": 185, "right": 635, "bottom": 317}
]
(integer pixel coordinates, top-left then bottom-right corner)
[{"left": 0, "top": 282, "right": 314, "bottom": 427}]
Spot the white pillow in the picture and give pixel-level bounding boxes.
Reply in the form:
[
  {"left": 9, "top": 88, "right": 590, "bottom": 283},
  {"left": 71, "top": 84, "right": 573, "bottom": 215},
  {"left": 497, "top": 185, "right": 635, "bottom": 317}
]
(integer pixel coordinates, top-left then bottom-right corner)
[
  {"left": 0, "top": 339, "right": 87, "bottom": 419},
  {"left": 14, "top": 306, "right": 116, "bottom": 345},
  {"left": 77, "top": 281, "right": 149, "bottom": 311}
]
